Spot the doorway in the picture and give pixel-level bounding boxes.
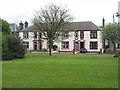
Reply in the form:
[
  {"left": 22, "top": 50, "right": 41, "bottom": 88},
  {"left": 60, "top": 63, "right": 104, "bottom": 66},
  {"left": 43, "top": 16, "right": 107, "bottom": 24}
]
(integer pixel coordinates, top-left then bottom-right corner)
[
  {"left": 39, "top": 42, "right": 42, "bottom": 50},
  {"left": 80, "top": 42, "right": 85, "bottom": 49},
  {"left": 34, "top": 42, "right": 37, "bottom": 50},
  {"left": 75, "top": 42, "right": 79, "bottom": 51}
]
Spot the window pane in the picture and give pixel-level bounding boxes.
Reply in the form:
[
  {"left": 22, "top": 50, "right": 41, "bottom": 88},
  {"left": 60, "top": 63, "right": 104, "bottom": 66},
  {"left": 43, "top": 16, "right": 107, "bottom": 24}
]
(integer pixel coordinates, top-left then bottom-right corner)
[
  {"left": 62, "top": 42, "right": 69, "bottom": 49},
  {"left": 91, "top": 32, "right": 97, "bottom": 38},
  {"left": 90, "top": 42, "right": 98, "bottom": 49}
]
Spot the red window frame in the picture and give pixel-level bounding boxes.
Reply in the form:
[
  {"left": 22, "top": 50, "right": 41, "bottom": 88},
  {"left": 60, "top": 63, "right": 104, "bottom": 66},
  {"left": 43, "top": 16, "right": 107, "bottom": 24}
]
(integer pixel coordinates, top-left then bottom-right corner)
[
  {"left": 63, "top": 32, "right": 69, "bottom": 39},
  {"left": 80, "top": 31, "right": 84, "bottom": 39},
  {"left": 90, "top": 31, "right": 97, "bottom": 39},
  {"left": 61, "top": 41, "right": 69, "bottom": 49},
  {"left": 90, "top": 41, "right": 98, "bottom": 49},
  {"left": 74, "top": 31, "right": 78, "bottom": 40}
]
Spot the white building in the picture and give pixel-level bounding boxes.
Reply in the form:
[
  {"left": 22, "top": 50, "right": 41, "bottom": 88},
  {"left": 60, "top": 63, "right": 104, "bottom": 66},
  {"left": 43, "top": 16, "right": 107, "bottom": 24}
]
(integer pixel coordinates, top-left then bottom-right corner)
[{"left": 19, "top": 21, "right": 103, "bottom": 53}]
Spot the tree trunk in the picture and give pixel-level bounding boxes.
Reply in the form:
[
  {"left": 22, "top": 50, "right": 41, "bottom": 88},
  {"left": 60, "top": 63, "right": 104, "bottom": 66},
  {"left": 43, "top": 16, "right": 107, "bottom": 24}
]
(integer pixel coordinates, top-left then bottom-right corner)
[
  {"left": 49, "top": 46, "right": 52, "bottom": 56},
  {"left": 48, "top": 41, "right": 52, "bottom": 56},
  {"left": 113, "top": 43, "right": 116, "bottom": 54}
]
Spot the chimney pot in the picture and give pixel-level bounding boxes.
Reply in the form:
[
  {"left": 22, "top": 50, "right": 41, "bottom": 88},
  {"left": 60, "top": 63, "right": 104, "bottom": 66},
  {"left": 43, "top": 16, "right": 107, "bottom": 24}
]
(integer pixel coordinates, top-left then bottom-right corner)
[
  {"left": 25, "top": 21, "right": 28, "bottom": 28},
  {"left": 19, "top": 21, "right": 23, "bottom": 30},
  {"left": 102, "top": 17, "right": 105, "bottom": 28}
]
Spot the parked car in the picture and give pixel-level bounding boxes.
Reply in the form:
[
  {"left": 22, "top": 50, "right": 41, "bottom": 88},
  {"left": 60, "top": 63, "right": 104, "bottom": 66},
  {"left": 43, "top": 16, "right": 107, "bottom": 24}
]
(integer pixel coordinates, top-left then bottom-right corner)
[{"left": 79, "top": 48, "right": 87, "bottom": 53}]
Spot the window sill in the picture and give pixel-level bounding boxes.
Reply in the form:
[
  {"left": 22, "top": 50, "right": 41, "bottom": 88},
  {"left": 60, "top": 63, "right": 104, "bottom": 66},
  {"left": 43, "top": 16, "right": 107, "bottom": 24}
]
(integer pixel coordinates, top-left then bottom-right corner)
[
  {"left": 90, "top": 48, "right": 98, "bottom": 50},
  {"left": 90, "top": 38, "right": 97, "bottom": 39}
]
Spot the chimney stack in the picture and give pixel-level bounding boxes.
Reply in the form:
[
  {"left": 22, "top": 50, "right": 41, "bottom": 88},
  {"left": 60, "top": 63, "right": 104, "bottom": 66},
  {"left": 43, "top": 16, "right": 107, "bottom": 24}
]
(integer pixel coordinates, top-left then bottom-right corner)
[
  {"left": 113, "top": 13, "right": 115, "bottom": 23},
  {"left": 25, "top": 21, "right": 28, "bottom": 28},
  {"left": 102, "top": 17, "right": 105, "bottom": 28},
  {"left": 19, "top": 21, "right": 23, "bottom": 30}
]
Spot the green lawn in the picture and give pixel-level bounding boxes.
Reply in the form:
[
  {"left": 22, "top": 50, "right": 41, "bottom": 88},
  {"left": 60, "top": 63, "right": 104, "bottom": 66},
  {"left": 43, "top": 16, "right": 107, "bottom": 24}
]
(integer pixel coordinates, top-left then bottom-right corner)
[{"left": 2, "top": 54, "right": 118, "bottom": 88}]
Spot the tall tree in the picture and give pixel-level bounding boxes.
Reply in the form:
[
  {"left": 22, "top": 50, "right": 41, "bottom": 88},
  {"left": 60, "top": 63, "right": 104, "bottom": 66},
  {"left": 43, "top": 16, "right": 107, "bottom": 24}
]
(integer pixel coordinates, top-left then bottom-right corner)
[
  {"left": 103, "top": 23, "right": 120, "bottom": 53},
  {"left": 116, "top": 12, "right": 120, "bottom": 43},
  {"left": 33, "top": 4, "right": 73, "bottom": 56},
  {"left": 0, "top": 18, "right": 11, "bottom": 35}
]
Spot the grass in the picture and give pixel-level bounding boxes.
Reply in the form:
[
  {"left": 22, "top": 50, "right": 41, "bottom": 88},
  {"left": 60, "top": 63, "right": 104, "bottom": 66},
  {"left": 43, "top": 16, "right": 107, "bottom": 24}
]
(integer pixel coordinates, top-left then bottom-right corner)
[{"left": 2, "top": 54, "right": 118, "bottom": 88}]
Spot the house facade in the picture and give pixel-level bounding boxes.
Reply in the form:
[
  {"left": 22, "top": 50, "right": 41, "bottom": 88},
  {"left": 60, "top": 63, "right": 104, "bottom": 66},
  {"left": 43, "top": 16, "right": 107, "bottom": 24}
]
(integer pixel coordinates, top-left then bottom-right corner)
[{"left": 19, "top": 21, "right": 103, "bottom": 53}]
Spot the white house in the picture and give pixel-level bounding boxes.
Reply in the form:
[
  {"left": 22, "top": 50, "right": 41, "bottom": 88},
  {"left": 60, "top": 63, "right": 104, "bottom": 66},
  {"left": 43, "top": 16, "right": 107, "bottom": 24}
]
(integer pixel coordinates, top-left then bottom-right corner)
[{"left": 19, "top": 21, "right": 103, "bottom": 53}]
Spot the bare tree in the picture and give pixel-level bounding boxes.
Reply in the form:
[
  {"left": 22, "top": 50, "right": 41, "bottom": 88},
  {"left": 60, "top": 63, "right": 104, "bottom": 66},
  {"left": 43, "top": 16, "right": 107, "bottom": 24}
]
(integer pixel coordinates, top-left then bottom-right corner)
[{"left": 33, "top": 3, "right": 73, "bottom": 56}]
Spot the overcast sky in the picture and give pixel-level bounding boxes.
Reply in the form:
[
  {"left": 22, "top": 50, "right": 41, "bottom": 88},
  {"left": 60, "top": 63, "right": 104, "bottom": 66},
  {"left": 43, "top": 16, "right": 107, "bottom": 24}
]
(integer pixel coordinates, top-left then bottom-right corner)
[{"left": 0, "top": 0, "right": 120, "bottom": 26}]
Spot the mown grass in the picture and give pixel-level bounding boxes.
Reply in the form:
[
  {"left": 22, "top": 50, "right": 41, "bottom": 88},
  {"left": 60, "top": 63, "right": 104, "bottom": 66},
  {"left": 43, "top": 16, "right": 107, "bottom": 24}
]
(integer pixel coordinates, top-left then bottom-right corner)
[{"left": 2, "top": 54, "right": 118, "bottom": 88}]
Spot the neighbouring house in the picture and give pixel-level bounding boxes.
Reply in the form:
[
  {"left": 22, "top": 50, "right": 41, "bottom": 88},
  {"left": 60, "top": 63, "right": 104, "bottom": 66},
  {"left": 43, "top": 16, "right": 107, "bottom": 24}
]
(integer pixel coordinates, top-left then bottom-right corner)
[
  {"left": 9, "top": 23, "right": 19, "bottom": 36},
  {"left": 19, "top": 21, "right": 103, "bottom": 53}
]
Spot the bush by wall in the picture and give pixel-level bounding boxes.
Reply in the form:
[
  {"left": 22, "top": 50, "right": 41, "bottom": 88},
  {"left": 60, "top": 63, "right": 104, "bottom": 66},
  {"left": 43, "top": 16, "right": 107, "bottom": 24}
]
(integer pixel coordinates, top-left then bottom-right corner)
[
  {"left": 52, "top": 45, "right": 58, "bottom": 51},
  {"left": 105, "top": 48, "right": 114, "bottom": 54},
  {"left": 2, "top": 35, "right": 25, "bottom": 61},
  {"left": 115, "top": 50, "right": 120, "bottom": 57},
  {"left": 40, "top": 48, "right": 48, "bottom": 52}
]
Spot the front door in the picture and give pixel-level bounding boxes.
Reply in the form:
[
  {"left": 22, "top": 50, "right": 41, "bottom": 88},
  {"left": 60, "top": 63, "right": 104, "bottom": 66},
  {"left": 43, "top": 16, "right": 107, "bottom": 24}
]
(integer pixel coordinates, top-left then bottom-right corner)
[
  {"left": 80, "top": 42, "right": 84, "bottom": 49},
  {"left": 39, "top": 42, "right": 42, "bottom": 50},
  {"left": 75, "top": 42, "right": 79, "bottom": 51},
  {"left": 34, "top": 42, "right": 37, "bottom": 50}
]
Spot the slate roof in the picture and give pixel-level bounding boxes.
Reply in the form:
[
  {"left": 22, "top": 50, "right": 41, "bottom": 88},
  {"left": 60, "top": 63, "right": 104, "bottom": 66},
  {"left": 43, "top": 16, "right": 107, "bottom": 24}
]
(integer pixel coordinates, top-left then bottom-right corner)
[
  {"left": 20, "top": 21, "right": 100, "bottom": 32},
  {"left": 20, "top": 25, "right": 39, "bottom": 32},
  {"left": 64, "top": 21, "right": 100, "bottom": 30}
]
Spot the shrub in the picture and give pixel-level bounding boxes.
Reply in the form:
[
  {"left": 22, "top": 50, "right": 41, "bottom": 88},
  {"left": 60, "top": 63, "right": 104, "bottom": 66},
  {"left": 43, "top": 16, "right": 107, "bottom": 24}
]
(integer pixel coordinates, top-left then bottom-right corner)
[
  {"left": 105, "top": 48, "right": 114, "bottom": 54},
  {"left": 115, "top": 50, "right": 120, "bottom": 57},
  {"left": 52, "top": 45, "right": 58, "bottom": 51},
  {"left": 7, "top": 35, "right": 25, "bottom": 58},
  {"left": 2, "top": 35, "right": 25, "bottom": 60},
  {"left": 40, "top": 48, "right": 48, "bottom": 52}
]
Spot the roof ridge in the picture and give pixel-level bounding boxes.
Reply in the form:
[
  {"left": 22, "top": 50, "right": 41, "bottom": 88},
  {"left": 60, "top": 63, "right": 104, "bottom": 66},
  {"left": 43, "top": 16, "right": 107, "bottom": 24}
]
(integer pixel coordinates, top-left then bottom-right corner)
[{"left": 70, "top": 21, "right": 92, "bottom": 23}]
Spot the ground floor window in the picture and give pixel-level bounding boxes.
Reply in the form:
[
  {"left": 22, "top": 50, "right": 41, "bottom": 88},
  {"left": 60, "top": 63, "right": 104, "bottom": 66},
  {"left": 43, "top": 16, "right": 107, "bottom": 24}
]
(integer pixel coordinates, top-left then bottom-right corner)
[
  {"left": 118, "top": 44, "right": 120, "bottom": 49},
  {"left": 62, "top": 42, "right": 69, "bottom": 49},
  {"left": 23, "top": 42, "right": 29, "bottom": 49},
  {"left": 90, "top": 42, "right": 98, "bottom": 49}
]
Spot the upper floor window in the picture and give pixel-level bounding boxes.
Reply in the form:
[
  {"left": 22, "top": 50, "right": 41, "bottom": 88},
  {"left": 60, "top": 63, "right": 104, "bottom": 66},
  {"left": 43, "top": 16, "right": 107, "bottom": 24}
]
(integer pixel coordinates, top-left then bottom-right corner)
[
  {"left": 63, "top": 32, "right": 69, "bottom": 39},
  {"left": 90, "top": 42, "right": 98, "bottom": 49},
  {"left": 75, "top": 31, "right": 78, "bottom": 39},
  {"left": 62, "top": 42, "right": 69, "bottom": 49},
  {"left": 23, "top": 32, "right": 29, "bottom": 39},
  {"left": 117, "top": 44, "right": 120, "bottom": 49},
  {"left": 80, "top": 31, "right": 84, "bottom": 39},
  {"left": 39, "top": 32, "right": 42, "bottom": 39},
  {"left": 34, "top": 32, "right": 37, "bottom": 39},
  {"left": 90, "top": 31, "right": 97, "bottom": 39}
]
